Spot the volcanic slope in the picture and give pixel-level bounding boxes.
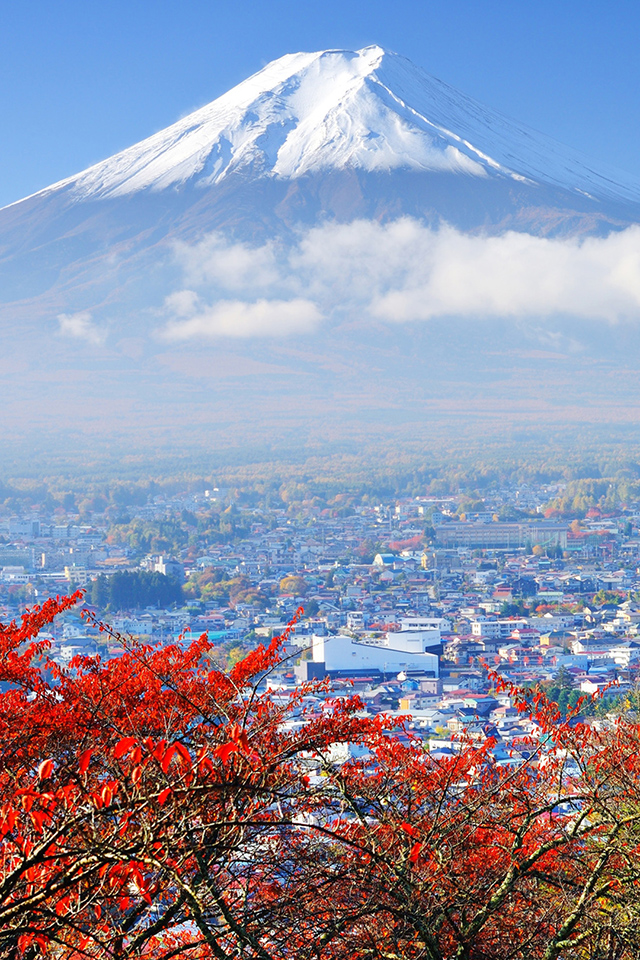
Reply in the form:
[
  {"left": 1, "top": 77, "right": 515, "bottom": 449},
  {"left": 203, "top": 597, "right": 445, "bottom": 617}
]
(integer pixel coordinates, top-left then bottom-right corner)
[{"left": 2, "top": 45, "right": 640, "bottom": 309}]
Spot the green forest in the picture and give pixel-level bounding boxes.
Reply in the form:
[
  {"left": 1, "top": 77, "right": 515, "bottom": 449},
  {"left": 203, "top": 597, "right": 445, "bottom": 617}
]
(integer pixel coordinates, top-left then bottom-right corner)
[{"left": 89, "top": 571, "right": 182, "bottom": 610}]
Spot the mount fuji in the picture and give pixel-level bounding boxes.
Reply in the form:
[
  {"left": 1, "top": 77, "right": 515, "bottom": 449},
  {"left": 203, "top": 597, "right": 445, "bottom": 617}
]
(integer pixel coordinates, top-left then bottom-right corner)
[
  {"left": 3, "top": 45, "right": 640, "bottom": 303},
  {"left": 1, "top": 45, "right": 640, "bottom": 463},
  {"left": 13, "top": 44, "right": 640, "bottom": 208}
]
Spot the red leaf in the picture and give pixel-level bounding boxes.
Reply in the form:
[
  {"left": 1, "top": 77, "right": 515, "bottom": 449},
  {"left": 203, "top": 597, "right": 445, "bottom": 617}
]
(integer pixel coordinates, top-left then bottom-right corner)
[
  {"left": 2, "top": 808, "right": 17, "bottom": 833},
  {"left": 114, "top": 737, "right": 137, "bottom": 760},
  {"left": 158, "top": 787, "right": 171, "bottom": 805},
  {"left": 198, "top": 757, "right": 214, "bottom": 776},
  {"left": 161, "top": 745, "right": 176, "bottom": 774},
  {"left": 400, "top": 821, "right": 420, "bottom": 839},
  {"left": 30, "top": 811, "right": 46, "bottom": 834},
  {"left": 214, "top": 742, "right": 238, "bottom": 764},
  {"left": 78, "top": 748, "right": 92, "bottom": 775},
  {"left": 175, "top": 743, "right": 192, "bottom": 767},
  {"left": 409, "top": 842, "right": 422, "bottom": 864},
  {"left": 101, "top": 786, "right": 113, "bottom": 806},
  {"left": 38, "top": 759, "right": 54, "bottom": 781},
  {"left": 55, "top": 897, "right": 70, "bottom": 916},
  {"left": 152, "top": 739, "right": 168, "bottom": 761}
]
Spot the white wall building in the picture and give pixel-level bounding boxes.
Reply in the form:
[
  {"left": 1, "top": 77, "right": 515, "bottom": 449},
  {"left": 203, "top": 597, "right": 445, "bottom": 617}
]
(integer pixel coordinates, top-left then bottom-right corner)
[
  {"left": 8, "top": 519, "right": 40, "bottom": 538},
  {"left": 606, "top": 642, "right": 640, "bottom": 668},
  {"left": 154, "top": 556, "right": 185, "bottom": 582},
  {"left": 347, "top": 611, "right": 365, "bottom": 630},
  {"left": 529, "top": 615, "right": 574, "bottom": 632},
  {"left": 471, "top": 618, "right": 528, "bottom": 639},
  {"left": 312, "top": 633, "right": 439, "bottom": 676},
  {"left": 399, "top": 617, "right": 451, "bottom": 633},
  {"left": 0, "top": 566, "right": 28, "bottom": 583}
]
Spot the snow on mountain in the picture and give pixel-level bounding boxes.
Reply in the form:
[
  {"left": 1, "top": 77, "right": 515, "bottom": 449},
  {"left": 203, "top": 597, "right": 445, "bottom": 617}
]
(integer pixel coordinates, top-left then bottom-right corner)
[{"left": 15, "top": 45, "right": 640, "bottom": 208}]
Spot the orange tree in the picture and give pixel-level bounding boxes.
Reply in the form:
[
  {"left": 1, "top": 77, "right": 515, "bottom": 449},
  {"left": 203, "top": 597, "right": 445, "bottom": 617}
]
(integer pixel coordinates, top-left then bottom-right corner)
[{"left": 1, "top": 594, "right": 640, "bottom": 957}]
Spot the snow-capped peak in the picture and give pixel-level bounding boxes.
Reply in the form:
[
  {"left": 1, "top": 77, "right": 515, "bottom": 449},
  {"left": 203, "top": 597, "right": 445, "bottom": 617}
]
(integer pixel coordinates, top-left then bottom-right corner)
[{"left": 16, "top": 46, "right": 640, "bottom": 206}]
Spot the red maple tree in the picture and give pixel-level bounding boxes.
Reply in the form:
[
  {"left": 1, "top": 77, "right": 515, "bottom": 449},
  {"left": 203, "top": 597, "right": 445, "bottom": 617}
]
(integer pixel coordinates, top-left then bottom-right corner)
[{"left": 0, "top": 593, "right": 639, "bottom": 958}]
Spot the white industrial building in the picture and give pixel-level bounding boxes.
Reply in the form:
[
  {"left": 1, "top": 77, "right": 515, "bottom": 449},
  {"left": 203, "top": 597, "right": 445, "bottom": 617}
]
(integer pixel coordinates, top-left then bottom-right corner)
[{"left": 312, "top": 628, "right": 440, "bottom": 677}]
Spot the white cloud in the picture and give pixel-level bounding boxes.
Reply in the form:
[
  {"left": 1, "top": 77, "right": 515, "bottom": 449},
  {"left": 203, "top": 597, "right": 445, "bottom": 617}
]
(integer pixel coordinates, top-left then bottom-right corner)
[
  {"left": 57, "top": 311, "right": 106, "bottom": 345},
  {"left": 164, "top": 289, "right": 201, "bottom": 317},
  {"left": 159, "top": 219, "right": 640, "bottom": 340},
  {"left": 368, "top": 224, "right": 640, "bottom": 323},
  {"left": 173, "top": 233, "right": 282, "bottom": 293},
  {"left": 161, "top": 297, "right": 322, "bottom": 340}
]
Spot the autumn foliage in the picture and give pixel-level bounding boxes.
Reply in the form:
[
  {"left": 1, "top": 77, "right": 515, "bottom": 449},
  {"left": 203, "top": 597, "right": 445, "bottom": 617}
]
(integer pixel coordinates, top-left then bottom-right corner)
[{"left": 1, "top": 595, "right": 640, "bottom": 958}]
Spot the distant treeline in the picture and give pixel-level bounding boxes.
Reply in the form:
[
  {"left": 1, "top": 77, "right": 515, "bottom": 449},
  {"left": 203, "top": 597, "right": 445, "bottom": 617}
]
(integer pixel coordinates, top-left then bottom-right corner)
[
  {"left": 89, "top": 571, "right": 182, "bottom": 610},
  {"left": 4, "top": 444, "right": 640, "bottom": 527}
]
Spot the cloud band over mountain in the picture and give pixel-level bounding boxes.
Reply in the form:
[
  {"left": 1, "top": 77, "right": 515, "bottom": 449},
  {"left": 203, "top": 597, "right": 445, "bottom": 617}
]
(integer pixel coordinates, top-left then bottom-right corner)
[{"left": 160, "top": 219, "right": 640, "bottom": 339}]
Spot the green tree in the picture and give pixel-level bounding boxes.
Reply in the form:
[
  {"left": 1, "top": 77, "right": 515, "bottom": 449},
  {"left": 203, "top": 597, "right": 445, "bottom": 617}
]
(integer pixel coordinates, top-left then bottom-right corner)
[
  {"left": 593, "top": 589, "right": 622, "bottom": 606},
  {"left": 90, "top": 571, "right": 182, "bottom": 610}
]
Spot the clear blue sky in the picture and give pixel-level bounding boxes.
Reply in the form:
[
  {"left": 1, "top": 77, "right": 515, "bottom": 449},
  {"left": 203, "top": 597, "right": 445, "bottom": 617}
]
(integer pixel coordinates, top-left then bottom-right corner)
[{"left": 1, "top": 0, "right": 639, "bottom": 207}]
